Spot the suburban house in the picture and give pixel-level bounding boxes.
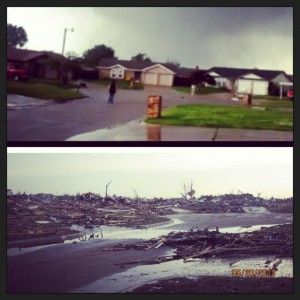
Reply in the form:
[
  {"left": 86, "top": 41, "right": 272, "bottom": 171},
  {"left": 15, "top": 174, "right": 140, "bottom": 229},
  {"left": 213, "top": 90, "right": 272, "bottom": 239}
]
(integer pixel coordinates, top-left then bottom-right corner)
[
  {"left": 206, "top": 67, "right": 292, "bottom": 95},
  {"left": 97, "top": 59, "right": 179, "bottom": 86},
  {"left": 7, "top": 47, "right": 71, "bottom": 80}
]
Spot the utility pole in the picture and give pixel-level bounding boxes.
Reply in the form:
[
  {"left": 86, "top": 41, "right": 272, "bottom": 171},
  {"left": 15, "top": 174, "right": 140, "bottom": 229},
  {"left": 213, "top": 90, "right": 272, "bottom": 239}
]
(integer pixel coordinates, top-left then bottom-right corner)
[{"left": 61, "top": 27, "right": 74, "bottom": 56}]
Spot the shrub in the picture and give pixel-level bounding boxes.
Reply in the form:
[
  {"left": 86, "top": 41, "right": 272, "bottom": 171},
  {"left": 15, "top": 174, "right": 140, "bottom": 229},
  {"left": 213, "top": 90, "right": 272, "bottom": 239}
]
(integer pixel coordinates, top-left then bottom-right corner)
[{"left": 132, "top": 82, "right": 144, "bottom": 90}]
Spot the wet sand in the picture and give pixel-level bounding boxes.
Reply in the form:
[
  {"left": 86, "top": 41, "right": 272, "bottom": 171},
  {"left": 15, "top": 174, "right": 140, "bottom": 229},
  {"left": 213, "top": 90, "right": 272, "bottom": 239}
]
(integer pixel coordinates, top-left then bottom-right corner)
[{"left": 7, "top": 212, "right": 293, "bottom": 293}]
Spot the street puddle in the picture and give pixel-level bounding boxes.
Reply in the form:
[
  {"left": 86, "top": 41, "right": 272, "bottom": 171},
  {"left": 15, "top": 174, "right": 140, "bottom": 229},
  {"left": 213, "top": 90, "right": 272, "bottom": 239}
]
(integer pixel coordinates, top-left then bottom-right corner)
[{"left": 72, "top": 255, "right": 293, "bottom": 293}]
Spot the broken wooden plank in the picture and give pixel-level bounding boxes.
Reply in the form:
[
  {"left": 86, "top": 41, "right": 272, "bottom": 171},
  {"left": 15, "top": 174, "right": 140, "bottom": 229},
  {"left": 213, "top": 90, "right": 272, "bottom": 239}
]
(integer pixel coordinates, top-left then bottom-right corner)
[
  {"left": 184, "top": 245, "right": 213, "bottom": 260},
  {"left": 154, "top": 238, "right": 167, "bottom": 249}
]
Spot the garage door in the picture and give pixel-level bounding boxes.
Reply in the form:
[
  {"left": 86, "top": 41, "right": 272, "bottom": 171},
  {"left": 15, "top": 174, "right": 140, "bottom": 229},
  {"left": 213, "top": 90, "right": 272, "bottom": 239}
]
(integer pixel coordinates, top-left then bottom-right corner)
[
  {"left": 237, "top": 79, "right": 252, "bottom": 93},
  {"left": 252, "top": 81, "right": 268, "bottom": 95},
  {"left": 144, "top": 73, "right": 157, "bottom": 85},
  {"left": 237, "top": 79, "right": 268, "bottom": 95},
  {"left": 158, "top": 74, "right": 173, "bottom": 86}
]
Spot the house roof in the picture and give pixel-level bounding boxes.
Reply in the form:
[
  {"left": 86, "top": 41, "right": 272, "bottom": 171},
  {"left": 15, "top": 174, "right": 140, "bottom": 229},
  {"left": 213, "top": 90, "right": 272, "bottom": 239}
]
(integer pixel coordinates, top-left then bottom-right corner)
[
  {"left": 98, "top": 58, "right": 179, "bottom": 73},
  {"left": 98, "top": 59, "right": 209, "bottom": 76},
  {"left": 207, "top": 67, "right": 254, "bottom": 79},
  {"left": 98, "top": 58, "right": 153, "bottom": 70},
  {"left": 7, "top": 47, "right": 44, "bottom": 61},
  {"left": 7, "top": 47, "right": 67, "bottom": 63},
  {"left": 250, "top": 69, "right": 287, "bottom": 81},
  {"left": 207, "top": 67, "right": 290, "bottom": 81},
  {"left": 176, "top": 67, "right": 206, "bottom": 77}
]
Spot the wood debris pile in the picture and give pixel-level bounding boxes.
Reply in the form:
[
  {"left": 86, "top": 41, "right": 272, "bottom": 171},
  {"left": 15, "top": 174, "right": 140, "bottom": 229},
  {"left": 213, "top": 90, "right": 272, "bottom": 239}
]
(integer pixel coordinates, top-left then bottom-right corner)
[{"left": 105, "top": 224, "right": 292, "bottom": 265}]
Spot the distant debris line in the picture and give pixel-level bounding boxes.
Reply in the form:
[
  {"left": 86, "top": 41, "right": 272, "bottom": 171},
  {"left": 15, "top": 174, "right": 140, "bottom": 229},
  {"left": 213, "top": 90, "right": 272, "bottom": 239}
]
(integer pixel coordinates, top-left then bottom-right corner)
[{"left": 7, "top": 191, "right": 292, "bottom": 245}]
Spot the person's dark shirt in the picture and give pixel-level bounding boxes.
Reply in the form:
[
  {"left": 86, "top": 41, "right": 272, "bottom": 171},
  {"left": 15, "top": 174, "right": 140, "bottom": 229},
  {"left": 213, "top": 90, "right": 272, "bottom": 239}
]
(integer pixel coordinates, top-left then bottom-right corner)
[{"left": 109, "top": 82, "right": 116, "bottom": 94}]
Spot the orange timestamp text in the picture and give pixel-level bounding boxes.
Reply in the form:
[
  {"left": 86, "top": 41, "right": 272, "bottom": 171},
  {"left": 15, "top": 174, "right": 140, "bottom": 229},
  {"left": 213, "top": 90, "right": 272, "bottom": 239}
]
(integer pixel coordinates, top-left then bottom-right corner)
[{"left": 232, "top": 268, "right": 276, "bottom": 277}]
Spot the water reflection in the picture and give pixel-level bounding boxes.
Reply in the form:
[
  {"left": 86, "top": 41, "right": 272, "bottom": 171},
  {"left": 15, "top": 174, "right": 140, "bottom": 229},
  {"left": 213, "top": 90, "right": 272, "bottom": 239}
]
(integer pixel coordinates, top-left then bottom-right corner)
[{"left": 146, "top": 125, "right": 161, "bottom": 141}]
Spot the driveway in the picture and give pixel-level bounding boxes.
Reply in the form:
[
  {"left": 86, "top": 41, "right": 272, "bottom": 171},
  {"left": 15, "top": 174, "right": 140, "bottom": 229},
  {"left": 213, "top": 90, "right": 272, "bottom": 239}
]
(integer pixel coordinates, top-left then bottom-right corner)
[{"left": 7, "top": 83, "right": 234, "bottom": 141}]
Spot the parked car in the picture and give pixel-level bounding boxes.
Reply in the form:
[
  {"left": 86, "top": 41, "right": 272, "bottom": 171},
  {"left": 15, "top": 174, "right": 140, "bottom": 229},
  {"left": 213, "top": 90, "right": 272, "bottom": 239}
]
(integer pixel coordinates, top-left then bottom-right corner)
[
  {"left": 287, "top": 88, "right": 293, "bottom": 100},
  {"left": 7, "top": 64, "right": 28, "bottom": 81}
]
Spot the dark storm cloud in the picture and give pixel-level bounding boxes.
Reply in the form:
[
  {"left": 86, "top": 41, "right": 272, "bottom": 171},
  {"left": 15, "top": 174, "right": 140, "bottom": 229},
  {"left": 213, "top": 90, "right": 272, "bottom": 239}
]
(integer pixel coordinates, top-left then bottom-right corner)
[
  {"left": 88, "top": 7, "right": 292, "bottom": 71},
  {"left": 199, "top": 7, "right": 293, "bottom": 35},
  {"left": 7, "top": 7, "right": 292, "bottom": 72},
  {"left": 91, "top": 7, "right": 292, "bottom": 36}
]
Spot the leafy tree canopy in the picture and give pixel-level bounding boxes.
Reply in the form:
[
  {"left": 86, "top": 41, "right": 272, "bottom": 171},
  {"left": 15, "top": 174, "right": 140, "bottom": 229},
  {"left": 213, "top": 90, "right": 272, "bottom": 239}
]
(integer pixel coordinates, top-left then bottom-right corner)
[
  {"left": 131, "top": 53, "right": 152, "bottom": 62},
  {"left": 83, "top": 44, "right": 115, "bottom": 67},
  {"left": 7, "top": 23, "right": 28, "bottom": 48},
  {"left": 66, "top": 51, "right": 82, "bottom": 61},
  {"left": 165, "top": 59, "right": 180, "bottom": 68},
  {"left": 65, "top": 52, "right": 83, "bottom": 72}
]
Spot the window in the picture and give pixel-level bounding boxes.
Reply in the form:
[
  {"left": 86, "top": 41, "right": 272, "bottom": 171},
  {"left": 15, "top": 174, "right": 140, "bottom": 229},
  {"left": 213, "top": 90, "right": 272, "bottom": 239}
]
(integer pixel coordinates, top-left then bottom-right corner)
[
  {"left": 118, "top": 69, "right": 124, "bottom": 78},
  {"left": 111, "top": 69, "right": 117, "bottom": 78},
  {"left": 110, "top": 68, "right": 124, "bottom": 79}
]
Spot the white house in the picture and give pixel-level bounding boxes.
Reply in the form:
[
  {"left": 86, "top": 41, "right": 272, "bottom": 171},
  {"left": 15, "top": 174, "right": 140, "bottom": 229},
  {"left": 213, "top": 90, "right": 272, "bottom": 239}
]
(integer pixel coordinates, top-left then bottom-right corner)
[
  {"left": 97, "top": 59, "right": 177, "bottom": 87},
  {"left": 206, "top": 67, "right": 292, "bottom": 96}
]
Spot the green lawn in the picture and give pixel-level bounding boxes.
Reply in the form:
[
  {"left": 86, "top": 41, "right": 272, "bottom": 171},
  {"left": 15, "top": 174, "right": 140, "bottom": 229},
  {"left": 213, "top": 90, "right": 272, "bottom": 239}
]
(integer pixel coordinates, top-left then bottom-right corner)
[
  {"left": 145, "top": 104, "right": 293, "bottom": 131},
  {"left": 30, "top": 78, "right": 78, "bottom": 89},
  {"left": 7, "top": 81, "right": 84, "bottom": 101},
  {"left": 173, "top": 86, "right": 229, "bottom": 94},
  {"left": 87, "top": 79, "right": 144, "bottom": 90},
  {"left": 253, "top": 100, "right": 293, "bottom": 109},
  {"left": 252, "top": 95, "right": 290, "bottom": 100}
]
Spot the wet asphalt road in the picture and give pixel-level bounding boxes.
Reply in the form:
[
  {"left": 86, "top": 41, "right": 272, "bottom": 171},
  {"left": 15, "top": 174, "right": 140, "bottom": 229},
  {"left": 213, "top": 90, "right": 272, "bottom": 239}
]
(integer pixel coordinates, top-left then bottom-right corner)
[{"left": 7, "top": 84, "right": 234, "bottom": 141}]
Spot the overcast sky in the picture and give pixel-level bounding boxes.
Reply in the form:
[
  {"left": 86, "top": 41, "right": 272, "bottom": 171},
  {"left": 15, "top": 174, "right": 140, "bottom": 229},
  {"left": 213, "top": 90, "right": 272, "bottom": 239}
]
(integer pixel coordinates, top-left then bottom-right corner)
[
  {"left": 7, "top": 147, "right": 293, "bottom": 199},
  {"left": 7, "top": 7, "right": 293, "bottom": 73}
]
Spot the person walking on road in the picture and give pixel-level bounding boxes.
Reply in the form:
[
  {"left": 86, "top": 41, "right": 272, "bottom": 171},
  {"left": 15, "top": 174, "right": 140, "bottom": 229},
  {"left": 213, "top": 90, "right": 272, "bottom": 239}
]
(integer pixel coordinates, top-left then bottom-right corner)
[{"left": 107, "top": 80, "right": 117, "bottom": 103}]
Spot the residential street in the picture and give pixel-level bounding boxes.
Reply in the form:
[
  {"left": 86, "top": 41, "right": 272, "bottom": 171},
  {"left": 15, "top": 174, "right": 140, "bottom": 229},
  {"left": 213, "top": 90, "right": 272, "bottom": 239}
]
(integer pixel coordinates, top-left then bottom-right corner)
[{"left": 7, "top": 83, "right": 292, "bottom": 142}]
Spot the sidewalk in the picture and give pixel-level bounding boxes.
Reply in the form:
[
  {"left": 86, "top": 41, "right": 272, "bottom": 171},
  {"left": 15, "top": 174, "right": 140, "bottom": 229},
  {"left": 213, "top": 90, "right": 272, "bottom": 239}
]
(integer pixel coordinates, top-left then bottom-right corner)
[
  {"left": 7, "top": 94, "right": 53, "bottom": 109},
  {"left": 66, "top": 120, "right": 293, "bottom": 142}
]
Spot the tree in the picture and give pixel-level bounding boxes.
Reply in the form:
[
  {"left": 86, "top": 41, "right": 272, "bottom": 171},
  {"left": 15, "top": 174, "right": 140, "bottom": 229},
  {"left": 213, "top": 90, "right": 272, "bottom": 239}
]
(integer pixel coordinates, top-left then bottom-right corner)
[
  {"left": 83, "top": 44, "right": 115, "bottom": 67},
  {"left": 7, "top": 24, "right": 28, "bottom": 48},
  {"left": 65, "top": 51, "right": 83, "bottom": 73},
  {"left": 190, "top": 70, "right": 216, "bottom": 87},
  {"left": 133, "top": 188, "right": 140, "bottom": 201},
  {"left": 105, "top": 181, "right": 112, "bottom": 199},
  {"left": 165, "top": 59, "right": 180, "bottom": 68},
  {"left": 180, "top": 180, "right": 196, "bottom": 200},
  {"left": 66, "top": 51, "right": 82, "bottom": 61},
  {"left": 131, "top": 53, "right": 152, "bottom": 62}
]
